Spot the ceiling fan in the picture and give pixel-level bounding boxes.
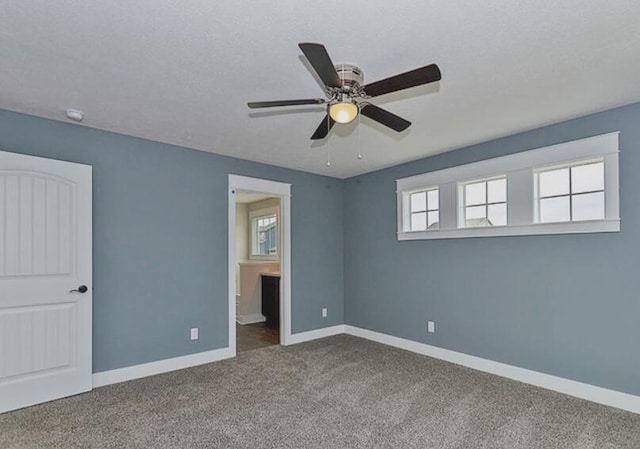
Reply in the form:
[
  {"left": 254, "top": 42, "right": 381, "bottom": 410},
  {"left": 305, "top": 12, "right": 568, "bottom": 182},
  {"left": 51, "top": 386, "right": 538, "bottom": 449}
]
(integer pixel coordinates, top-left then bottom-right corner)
[{"left": 248, "top": 42, "right": 441, "bottom": 140}]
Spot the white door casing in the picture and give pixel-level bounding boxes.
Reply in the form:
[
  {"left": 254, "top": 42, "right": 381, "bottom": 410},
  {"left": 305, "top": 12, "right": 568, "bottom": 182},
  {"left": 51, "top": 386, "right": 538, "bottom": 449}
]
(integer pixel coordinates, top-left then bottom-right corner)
[
  {"left": 228, "top": 174, "right": 292, "bottom": 350},
  {"left": 0, "top": 151, "right": 92, "bottom": 414}
]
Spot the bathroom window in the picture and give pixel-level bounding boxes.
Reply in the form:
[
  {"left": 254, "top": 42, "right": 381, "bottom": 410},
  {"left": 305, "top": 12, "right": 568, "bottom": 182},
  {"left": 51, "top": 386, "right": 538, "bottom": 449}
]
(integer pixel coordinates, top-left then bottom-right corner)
[{"left": 250, "top": 208, "right": 279, "bottom": 259}]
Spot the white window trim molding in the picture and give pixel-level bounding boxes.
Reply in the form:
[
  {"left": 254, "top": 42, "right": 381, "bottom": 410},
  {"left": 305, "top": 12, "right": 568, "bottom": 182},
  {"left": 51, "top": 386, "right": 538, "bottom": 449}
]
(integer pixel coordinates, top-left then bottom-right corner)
[{"left": 397, "top": 132, "right": 620, "bottom": 240}]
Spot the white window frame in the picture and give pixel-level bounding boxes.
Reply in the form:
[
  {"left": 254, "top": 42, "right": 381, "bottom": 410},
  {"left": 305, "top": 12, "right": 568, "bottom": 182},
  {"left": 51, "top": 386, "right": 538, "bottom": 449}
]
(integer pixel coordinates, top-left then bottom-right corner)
[
  {"left": 402, "top": 187, "right": 440, "bottom": 232},
  {"left": 397, "top": 132, "right": 620, "bottom": 240},
  {"left": 533, "top": 158, "right": 605, "bottom": 224},
  {"left": 458, "top": 175, "right": 507, "bottom": 228},
  {"left": 249, "top": 206, "right": 279, "bottom": 260}
]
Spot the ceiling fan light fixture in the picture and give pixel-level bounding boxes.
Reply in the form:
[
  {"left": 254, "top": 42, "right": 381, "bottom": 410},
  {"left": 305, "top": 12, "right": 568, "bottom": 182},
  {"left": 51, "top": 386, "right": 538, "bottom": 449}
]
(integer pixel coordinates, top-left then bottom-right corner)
[
  {"left": 329, "top": 101, "right": 358, "bottom": 124},
  {"left": 248, "top": 42, "right": 441, "bottom": 140}
]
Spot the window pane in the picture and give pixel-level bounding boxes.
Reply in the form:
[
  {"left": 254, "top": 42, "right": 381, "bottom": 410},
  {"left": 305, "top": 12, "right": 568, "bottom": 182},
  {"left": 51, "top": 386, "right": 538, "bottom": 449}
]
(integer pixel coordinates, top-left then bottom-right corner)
[
  {"left": 465, "top": 182, "right": 486, "bottom": 206},
  {"left": 488, "top": 203, "right": 507, "bottom": 226},
  {"left": 465, "top": 205, "right": 487, "bottom": 227},
  {"left": 572, "top": 162, "right": 604, "bottom": 194},
  {"left": 411, "top": 212, "right": 426, "bottom": 231},
  {"left": 488, "top": 178, "right": 506, "bottom": 203},
  {"left": 572, "top": 192, "right": 604, "bottom": 221},
  {"left": 258, "top": 216, "right": 275, "bottom": 230},
  {"left": 253, "top": 215, "right": 277, "bottom": 255},
  {"left": 427, "top": 211, "right": 439, "bottom": 229},
  {"left": 427, "top": 189, "right": 439, "bottom": 210},
  {"left": 539, "top": 196, "right": 570, "bottom": 223},
  {"left": 410, "top": 192, "right": 426, "bottom": 212},
  {"left": 466, "top": 205, "right": 486, "bottom": 219},
  {"left": 539, "top": 168, "right": 570, "bottom": 198}
]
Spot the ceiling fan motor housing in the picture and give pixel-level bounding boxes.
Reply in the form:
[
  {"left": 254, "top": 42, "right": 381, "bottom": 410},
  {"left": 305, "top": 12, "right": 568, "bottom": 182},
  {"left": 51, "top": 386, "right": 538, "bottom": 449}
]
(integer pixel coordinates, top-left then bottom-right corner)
[{"left": 334, "top": 64, "right": 364, "bottom": 90}]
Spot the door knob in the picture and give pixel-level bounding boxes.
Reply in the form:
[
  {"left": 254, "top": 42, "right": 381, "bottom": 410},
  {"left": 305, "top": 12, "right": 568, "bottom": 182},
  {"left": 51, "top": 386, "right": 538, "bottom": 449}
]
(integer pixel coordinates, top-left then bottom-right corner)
[{"left": 70, "top": 285, "right": 88, "bottom": 294}]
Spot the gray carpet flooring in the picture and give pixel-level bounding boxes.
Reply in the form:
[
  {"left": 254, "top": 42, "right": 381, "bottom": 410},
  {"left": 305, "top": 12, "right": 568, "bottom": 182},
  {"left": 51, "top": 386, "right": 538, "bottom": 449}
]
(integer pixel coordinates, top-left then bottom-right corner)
[{"left": 1, "top": 335, "right": 639, "bottom": 448}]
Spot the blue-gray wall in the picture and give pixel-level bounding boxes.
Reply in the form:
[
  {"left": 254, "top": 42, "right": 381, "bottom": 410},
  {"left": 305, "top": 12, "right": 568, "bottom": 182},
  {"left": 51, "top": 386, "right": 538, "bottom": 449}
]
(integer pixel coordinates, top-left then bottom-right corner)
[
  {"left": 344, "top": 102, "right": 640, "bottom": 396},
  {"left": 3, "top": 101, "right": 639, "bottom": 396},
  {"left": 0, "top": 109, "right": 344, "bottom": 373}
]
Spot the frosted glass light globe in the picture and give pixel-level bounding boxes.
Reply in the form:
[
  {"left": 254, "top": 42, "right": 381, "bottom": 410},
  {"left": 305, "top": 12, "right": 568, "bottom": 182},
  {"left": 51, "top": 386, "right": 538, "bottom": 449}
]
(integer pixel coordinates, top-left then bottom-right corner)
[{"left": 329, "top": 102, "right": 358, "bottom": 124}]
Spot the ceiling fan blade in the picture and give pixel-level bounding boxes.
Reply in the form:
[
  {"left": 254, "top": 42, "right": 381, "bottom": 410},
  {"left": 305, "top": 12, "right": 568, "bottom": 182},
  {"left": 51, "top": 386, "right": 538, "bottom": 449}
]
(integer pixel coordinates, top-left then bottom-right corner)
[
  {"left": 363, "top": 64, "right": 441, "bottom": 97},
  {"left": 310, "top": 113, "right": 336, "bottom": 140},
  {"left": 248, "top": 99, "right": 326, "bottom": 108},
  {"left": 298, "top": 43, "right": 342, "bottom": 88},
  {"left": 360, "top": 104, "right": 411, "bottom": 132}
]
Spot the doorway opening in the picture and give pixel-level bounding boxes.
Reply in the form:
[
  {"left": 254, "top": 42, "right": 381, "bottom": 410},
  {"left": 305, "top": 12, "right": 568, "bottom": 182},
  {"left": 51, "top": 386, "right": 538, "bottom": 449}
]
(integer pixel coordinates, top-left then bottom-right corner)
[{"left": 228, "top": 175, "right": 292, "bottom": 355}]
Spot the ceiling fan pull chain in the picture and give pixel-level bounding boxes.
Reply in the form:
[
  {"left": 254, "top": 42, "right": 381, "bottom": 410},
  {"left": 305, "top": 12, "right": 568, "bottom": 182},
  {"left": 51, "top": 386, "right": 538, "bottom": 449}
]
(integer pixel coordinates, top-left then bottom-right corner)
[
  {"left": 326, "top": 112, "right": 331, "bottom": 167},
  {"left": 357, "top": 112, "right": 363, "bottom": 160}
]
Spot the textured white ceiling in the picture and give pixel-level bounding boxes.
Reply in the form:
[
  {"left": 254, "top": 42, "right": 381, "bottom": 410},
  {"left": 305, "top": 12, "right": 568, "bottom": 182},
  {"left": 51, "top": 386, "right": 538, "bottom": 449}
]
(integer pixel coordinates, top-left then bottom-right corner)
[{"left": 2, "top": 1, "right": 640, "bottom": 178}]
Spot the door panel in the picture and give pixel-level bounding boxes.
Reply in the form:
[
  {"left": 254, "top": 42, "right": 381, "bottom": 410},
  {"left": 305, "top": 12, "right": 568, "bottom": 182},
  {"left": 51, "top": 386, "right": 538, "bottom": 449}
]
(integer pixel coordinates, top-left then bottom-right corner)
[
  {"left": 0, "top": 173, "right": 75, "bottom": 277},
  {"left": 0, "top": 151, "right": 92, "bottom": 414},
  {"left": 0, "top": 303, "right": 75, "bottom": 380}
]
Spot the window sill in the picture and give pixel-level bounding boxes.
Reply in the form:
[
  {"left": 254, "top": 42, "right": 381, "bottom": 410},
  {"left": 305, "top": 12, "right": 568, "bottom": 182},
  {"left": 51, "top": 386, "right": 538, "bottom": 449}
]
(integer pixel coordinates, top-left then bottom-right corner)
[{"left": 398, "top": 219, "right": 620, "bottom": 241}]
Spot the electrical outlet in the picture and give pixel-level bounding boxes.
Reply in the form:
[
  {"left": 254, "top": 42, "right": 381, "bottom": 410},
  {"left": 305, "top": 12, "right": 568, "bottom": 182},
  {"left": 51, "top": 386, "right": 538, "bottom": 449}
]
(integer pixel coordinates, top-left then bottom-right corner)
[
  {"left": 190, "top": 327, "right": 199, "bottom": 340},
  {"left": 322, "top": 308, "right": 328, "bottom": 318},
  {"left": 427, "top": 321, "right": 435, "bottom": 333}
]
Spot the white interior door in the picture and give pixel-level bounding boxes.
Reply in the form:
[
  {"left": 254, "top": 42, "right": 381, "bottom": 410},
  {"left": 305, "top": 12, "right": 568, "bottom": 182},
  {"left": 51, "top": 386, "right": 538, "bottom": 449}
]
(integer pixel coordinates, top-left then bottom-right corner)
[{"left": 0, "top": 151, "right": 92, "bottom": 414}]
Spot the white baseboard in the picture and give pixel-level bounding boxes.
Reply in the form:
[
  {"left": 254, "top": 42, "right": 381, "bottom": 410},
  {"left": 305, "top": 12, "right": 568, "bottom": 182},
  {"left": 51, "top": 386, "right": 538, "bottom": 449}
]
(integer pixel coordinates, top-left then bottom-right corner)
[
  {"left": 91, "top": 325, "right": 344, "bottom": 388},
  {"left": 92, "top": 324, "right": 639, "bottom": 415},
  {"left": 344, "top": 325, "right": 640, "bottom": 415},
  {"left": 93, "top": 346, "right": 235, "bottom": 388},
  {"left": 286, "top": 324, "right": 345, "bottom": 345},
  {"left": 236, "top": 313, "right": 266, "bottom": 325}
]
